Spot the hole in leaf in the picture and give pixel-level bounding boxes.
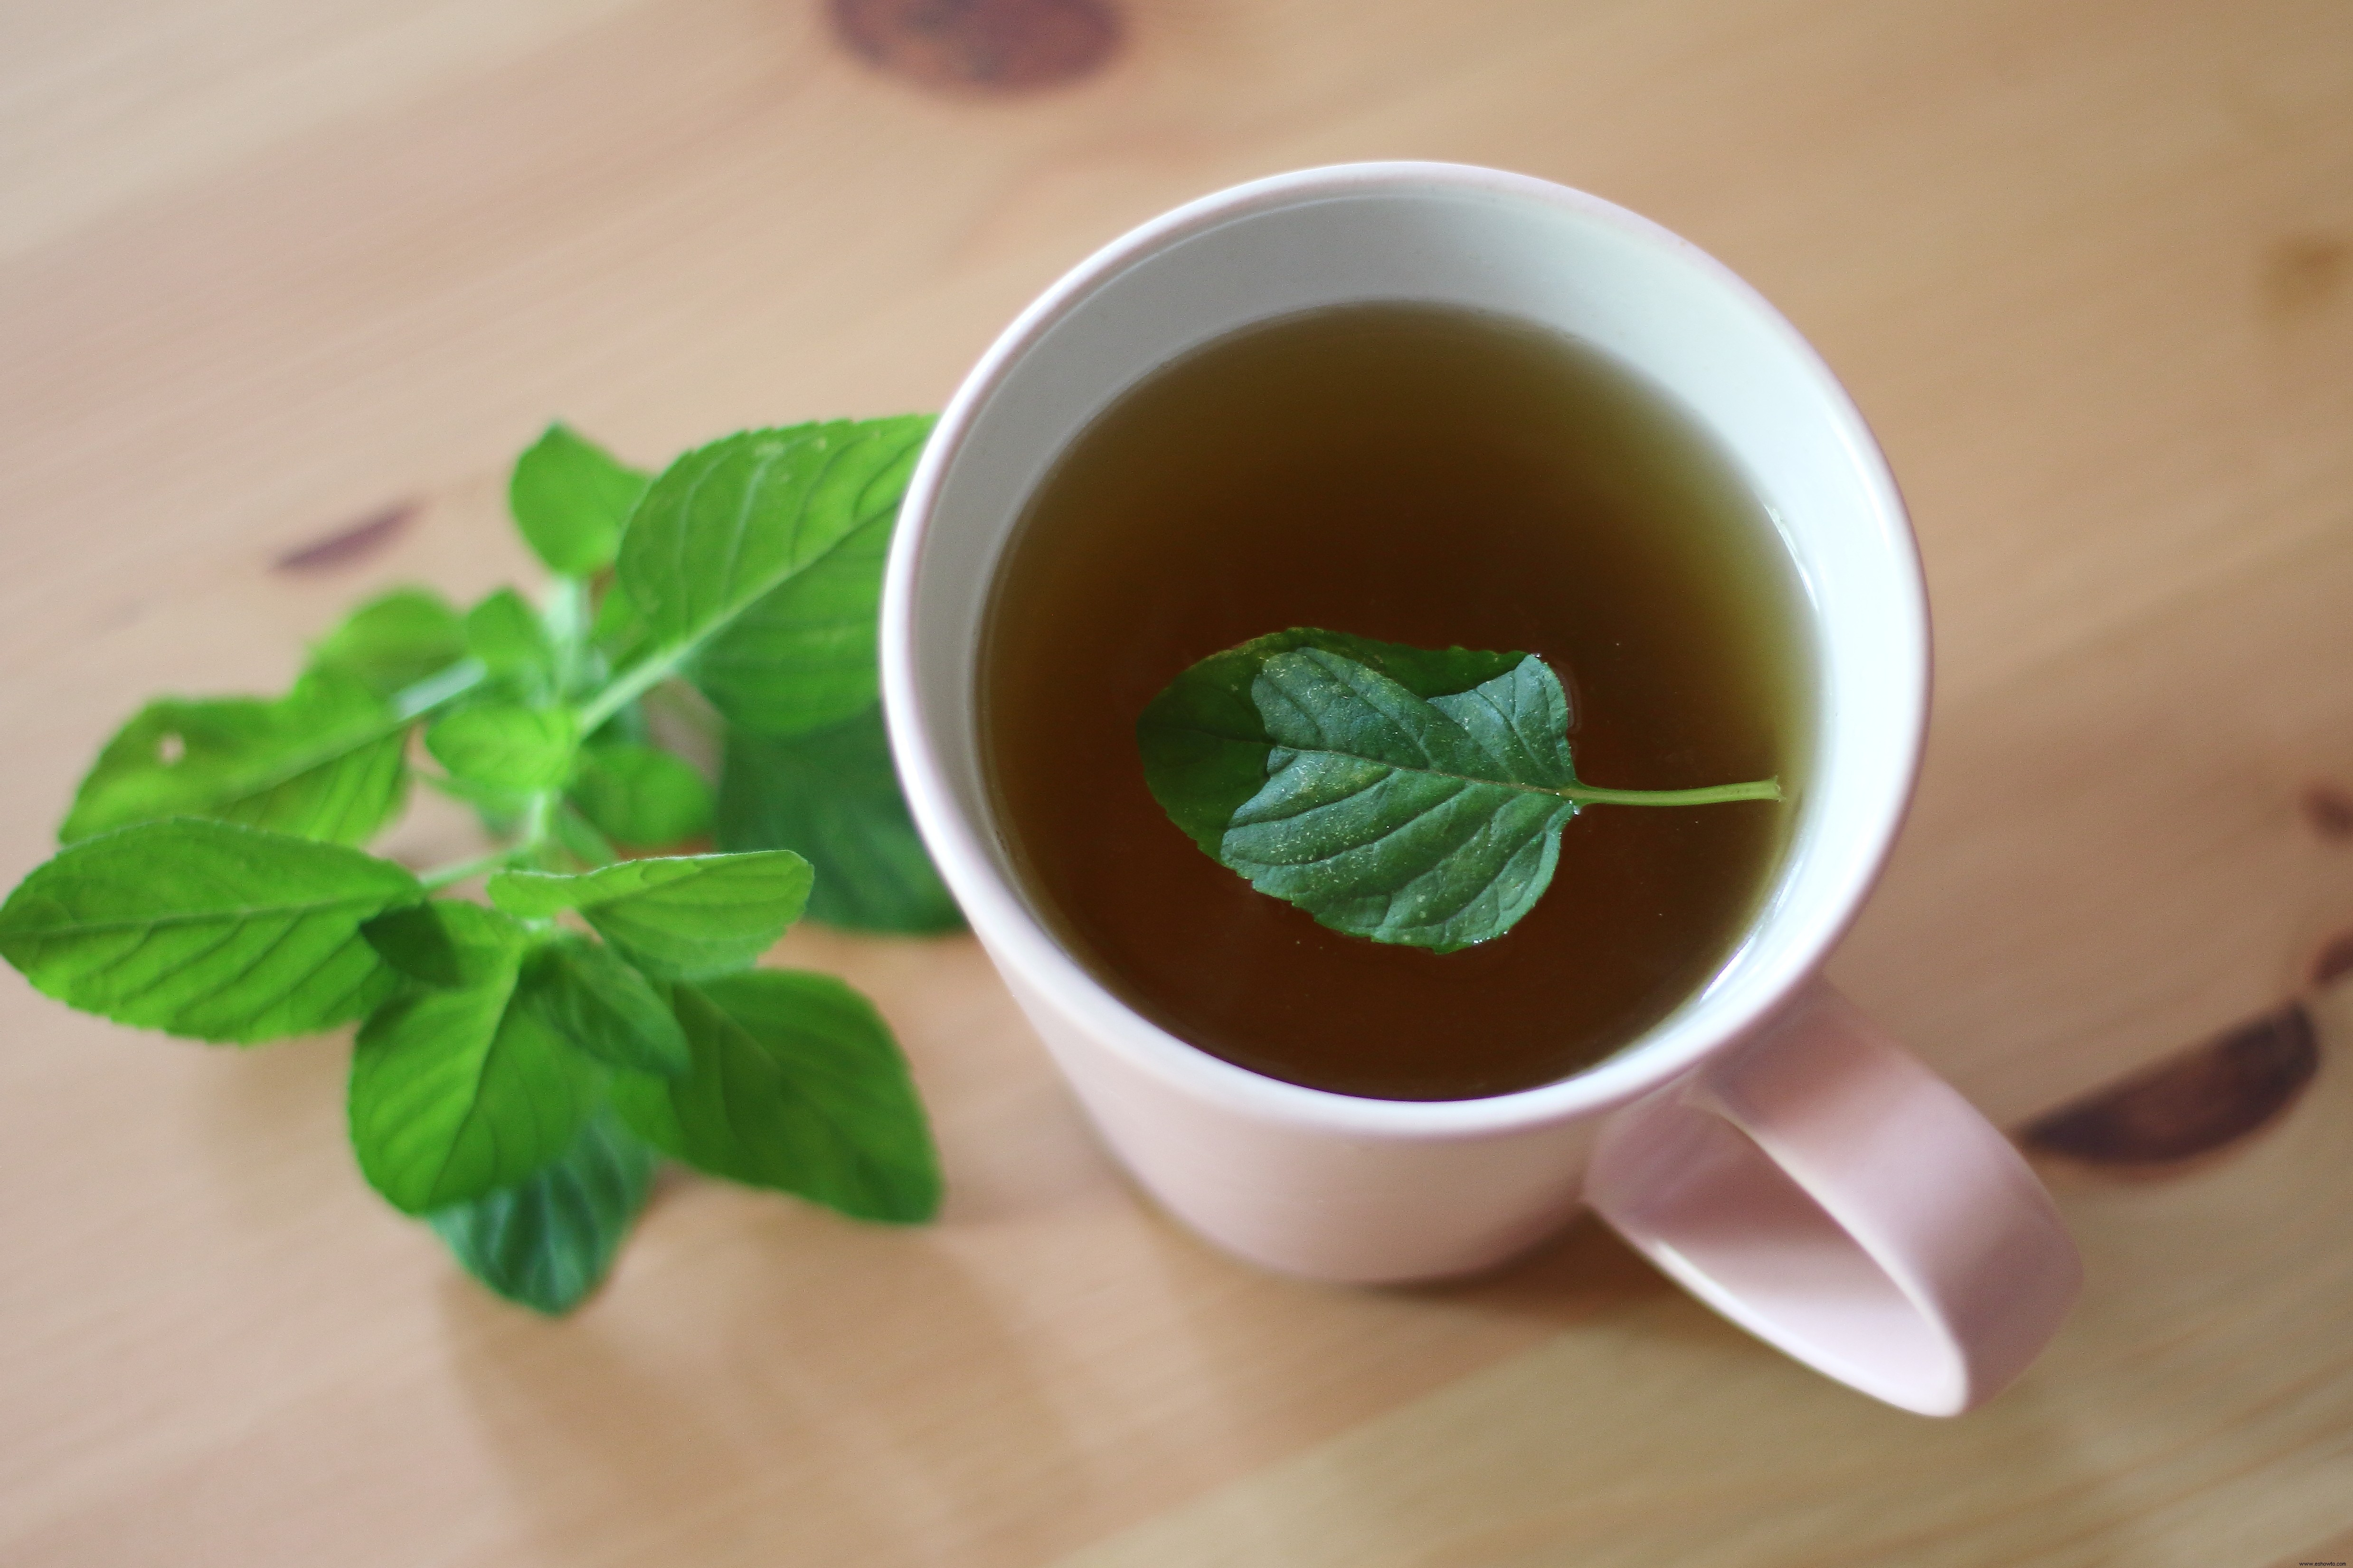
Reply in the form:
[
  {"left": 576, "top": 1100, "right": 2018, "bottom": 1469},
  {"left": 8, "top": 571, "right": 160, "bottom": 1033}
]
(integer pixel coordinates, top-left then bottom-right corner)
[{"left": 157, "top": 732, "right": 186, "bottom": 765}]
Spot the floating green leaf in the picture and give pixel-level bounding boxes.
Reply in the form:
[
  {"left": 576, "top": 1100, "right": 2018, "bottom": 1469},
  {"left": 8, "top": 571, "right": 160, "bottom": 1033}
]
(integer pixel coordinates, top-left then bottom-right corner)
[
  {"left": 487, "top": 851, "right": 812, "bottom": 978},
  {"left": 425, "top": 703, "right": 577, "bottom": 794},
  {"left": 1142, "top": 638, "right": 1782, "bottom": 953},
  {"left": 616, "top": 417, "right": 932, "bottom": 737},
  {"left": 717, "top": 705, "right": 959, "bottom": 934},
  {"left": 60, "top": 668, "right": 411, "bottom": 847},
  {"left": 613, "top": 970, "right": 937, "bottom": 1222},
  {"left": 510, "top": 424, "right": 649, "bottom": 577},
  {"left": 569, "top": 743, "right": 713, "bottom": 848},
  {"left": 1214, "top": 649, "right": 1579, "bottom": 951},
  {"left": 0, "top": 820, "right": 418, "bottom": 1041},
  {"left": 349, "top": 948, "right": 608, "bottom": 1214},
  {"left": 517, "top": 935, "right": 691, "bottom": 1077},
  {"left": 428, "top": 1107, "right": 655, "bottom": 1315},
  {"left": 308, "top": 587, "right": 468, "bottom": 699}
]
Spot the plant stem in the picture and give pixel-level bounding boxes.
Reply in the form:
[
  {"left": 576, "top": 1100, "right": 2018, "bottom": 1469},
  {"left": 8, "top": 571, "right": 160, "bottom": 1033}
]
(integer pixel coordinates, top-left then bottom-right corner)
[
  {"left": 576, "top": 643, "right": 686, "bottom": 733},
  {"left": 419, "top": 847, "right": 522, "bottom": 891},
  {"left": 390, "top": 658, "right": 489, "bottom": 722},
  {"left": 416, "top": 789, "right": 559, "bottom": 888},
  {"left": 1554, "top": 777, "right": 1783, "bottom": 808},
  {"left": 518, "top": 788, "right": 555, "bottom": 847},
  {"left": 543, "top": 576, "right": 591, "bottom": 697}
]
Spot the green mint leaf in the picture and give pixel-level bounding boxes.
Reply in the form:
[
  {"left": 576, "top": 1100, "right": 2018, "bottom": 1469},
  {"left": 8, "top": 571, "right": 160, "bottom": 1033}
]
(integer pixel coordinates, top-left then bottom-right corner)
[
  {"left": 425, "top": 703, "right": 577, "bottom": 793},
  {"left": 348, "top": 946, "right": 609, "bottom": 1214},
  {"left": 0, "top": 820, "right": 419, "bottom": 1041},
  {"left": 1213, "top": 648, "right": 1579, "bottom": 951},
  {"left": 60, "top": 668, "right": 410, "bottom": 847},
  {"left": 516, "top": 935, "right": 691, "bottom": 1077},
  {"left": 716, "top": 706, "right": 960, "bottom": 934},
  {"left": 1137, "top": 628, "right": 1525, "bottom": 855},
  {"left": 552, "top": 802, "right": 622, "bottom": 868},
  {"left": 1148, "top": 642, "right": 1780, "bottom": 953},
  {"left": 308, "top": 587, "right": 468, "bottom": 698},
  {"left": 465, "top": 588, "right": 558, "bottom": 698},
  {"left": 421, "top": 770, "right": 526, "bottom": 841},
  {"left": 591, "top": 577, "right": 649, "bottom": 667},
  {"left": 486, "top": 851, "right": 812, "bottom": 978},
  {"left": 612, "top": 970, "right": 937, "bottom": 1222},
  {"left": 567, "top": 743, "right": 713, "bottom": 849},
  {"left": 510, "top": 424, "right": 649, "bottom": 577},
  {"left": 361, "top": 899, "right": 530, "bottom": 989},
  {"left": 616, "top": 416, "right": 933, "bottom": 737},
  {"left": 428, "top": 1107, "right": 655, "bottom": 1315}
]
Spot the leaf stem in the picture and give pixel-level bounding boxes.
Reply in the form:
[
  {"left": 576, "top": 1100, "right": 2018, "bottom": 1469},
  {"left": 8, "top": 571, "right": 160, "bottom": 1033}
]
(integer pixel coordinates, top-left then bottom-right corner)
[
  {"left": 1554, "top": 778, "right": 1783, "bottom": 808},
  {"left": 416, "top": 789, "right": 560, "bottom": 888},
  {"left": 543, "top": 576, "right": 591, "bottom": 698},
  {"left": 576, "top": 643, "right": 686, "bottom": 733},
  {"left": 390, "top": 658, "right": 489, "bottom": 722},
  {"left": 419, "top": 847, "right": 522, "bottom": 891}
]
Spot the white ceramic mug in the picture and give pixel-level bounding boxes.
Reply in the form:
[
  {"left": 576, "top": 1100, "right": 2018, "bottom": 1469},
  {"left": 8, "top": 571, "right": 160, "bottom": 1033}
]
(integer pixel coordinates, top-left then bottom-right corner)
[{"left": 880, "top": 163, "right": 2079, "bottom": 1416}]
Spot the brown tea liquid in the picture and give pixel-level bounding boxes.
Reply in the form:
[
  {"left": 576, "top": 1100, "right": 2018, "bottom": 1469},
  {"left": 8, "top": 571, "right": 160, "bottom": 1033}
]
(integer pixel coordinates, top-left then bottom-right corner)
[{"left": 978, "top": 302, "right": 1812, "bottom": 1100}]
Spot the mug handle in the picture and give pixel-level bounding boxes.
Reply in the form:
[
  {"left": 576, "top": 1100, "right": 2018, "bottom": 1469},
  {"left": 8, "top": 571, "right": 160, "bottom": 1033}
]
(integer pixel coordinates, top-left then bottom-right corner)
[{"left": 1586, "top": 981, "right": 2081, "bottom": 1415}]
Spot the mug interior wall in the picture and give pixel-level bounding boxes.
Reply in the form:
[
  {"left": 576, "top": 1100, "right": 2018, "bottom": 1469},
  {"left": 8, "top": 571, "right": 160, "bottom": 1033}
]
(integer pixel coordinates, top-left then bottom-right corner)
[{"left": 909, "top": 179, "right": 1921, "bottom": 1091}]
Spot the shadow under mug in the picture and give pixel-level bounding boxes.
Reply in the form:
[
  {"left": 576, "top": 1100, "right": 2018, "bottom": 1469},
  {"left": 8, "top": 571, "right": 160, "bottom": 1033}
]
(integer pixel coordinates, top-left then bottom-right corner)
[{"left": 880, "top": 162, "right": 2079, "bottom": 1416}]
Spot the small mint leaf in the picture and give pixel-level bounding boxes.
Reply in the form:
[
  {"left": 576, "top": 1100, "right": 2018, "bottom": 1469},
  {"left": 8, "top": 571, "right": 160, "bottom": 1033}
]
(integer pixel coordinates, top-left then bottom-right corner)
[
  {"left": 425, "top": 704, "right": 576, "bottom": 793},
  {"left": 568, "top": 743, "right": 712, "bottom": 849},
  {"left": 308, "top": 587, "right": 467, "bottom": 699},
  {"left": 486, "top": 851, "right": 811, "bottom": 978},
  {"left": 615, "top": 416, "right": 933, "bottom": 737},
  {"left": 60, "top": 668, "right": 410, "bottom": 847},
  {"left": 361, "top": 900, "right": 530, "bottom": 989},
  {"left": 428, "top": 1107, "right": 655, "bottom": 1315},
  {"left": 518, "top": 936, "right": 691, "bottom": 1077},
  {"left": 591, "top": 578, "right": 649, "bottom": 667},
  {"left": 510, "top": 424, "right": 649, "bottom": 577},
  {"left": 0, "top": 820, "right": 418, "bottom": 1041},
  {"left": 612, "top": 970, "right": 938, "bottom": 1222},
  {"left": 349, "top": 950, "right": 608, "bottom": 1214},
  {"left": 716, "top": 706, "right": 960, "bottom": 934},
  {"left": 465, "top": 588, "right": 558, "bottom": 699}
]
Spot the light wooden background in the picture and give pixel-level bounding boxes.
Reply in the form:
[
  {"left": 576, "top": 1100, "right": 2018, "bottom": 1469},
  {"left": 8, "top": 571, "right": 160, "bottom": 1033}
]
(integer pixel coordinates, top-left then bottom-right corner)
[{"left": 4, "top": 1, "right": 2352, "bottom": 1563}]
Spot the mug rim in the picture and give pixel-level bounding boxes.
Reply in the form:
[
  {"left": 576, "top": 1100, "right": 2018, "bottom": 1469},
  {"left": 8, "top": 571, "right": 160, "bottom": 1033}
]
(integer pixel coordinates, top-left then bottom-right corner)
[{"left": 881, "top": 160, "right": 1928, "bottom": 1138}]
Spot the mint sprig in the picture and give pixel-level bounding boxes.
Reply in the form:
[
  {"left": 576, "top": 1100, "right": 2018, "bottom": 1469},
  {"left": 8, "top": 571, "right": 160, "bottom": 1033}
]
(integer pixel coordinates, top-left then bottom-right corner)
[
  {"left": 1139, "top": 629, "right": 1782, "bottom": 953},
  {"left": 1, "top": 417, "right": 963, "bottom": 1316}
]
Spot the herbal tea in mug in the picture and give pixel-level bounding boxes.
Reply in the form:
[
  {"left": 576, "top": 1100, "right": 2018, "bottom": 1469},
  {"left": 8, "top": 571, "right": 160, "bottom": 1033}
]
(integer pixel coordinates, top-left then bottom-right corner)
[{"left": 979, "top": 301, "right": 1813, "bottom": 1102}]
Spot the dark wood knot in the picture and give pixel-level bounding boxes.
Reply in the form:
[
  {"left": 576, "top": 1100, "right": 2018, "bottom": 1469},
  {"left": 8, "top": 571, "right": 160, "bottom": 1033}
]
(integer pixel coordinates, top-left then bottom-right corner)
[
  {"left": 273, "top": 501, "right": 417, "bottom": 573},
  {"left": 831, "top": 0, "right": 1121, "bottom": 94},
  {"left": 2265, "top": 232, "right": 2348, "bottom": 318},
  {"left": 2310, "top": 930, "right": 2353, "bottom": 992},
  {"left": 2301, "top": 781, "right": 2353, "bottom": 841},
  {"left": 2022, "top": 1001, "right": 2318, "bottom": 1170}
]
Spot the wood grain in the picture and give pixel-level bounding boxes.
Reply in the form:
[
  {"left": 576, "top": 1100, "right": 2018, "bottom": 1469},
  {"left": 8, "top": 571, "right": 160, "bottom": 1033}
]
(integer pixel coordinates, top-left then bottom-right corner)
[{"left": 2, "top": 0, "right": 2351, "bottom": 1563}]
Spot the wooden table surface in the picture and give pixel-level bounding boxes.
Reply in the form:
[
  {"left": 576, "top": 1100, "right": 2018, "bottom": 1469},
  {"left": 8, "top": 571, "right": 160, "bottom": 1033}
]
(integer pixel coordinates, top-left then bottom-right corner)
[{"left": 6, "top": 1, "right": 2352, "bottom": 1563}]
